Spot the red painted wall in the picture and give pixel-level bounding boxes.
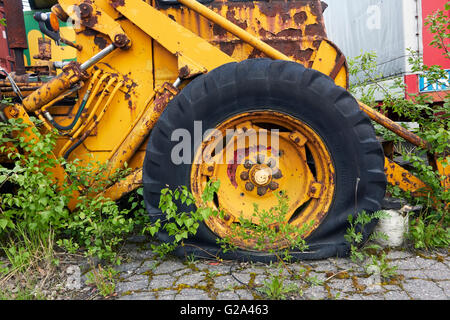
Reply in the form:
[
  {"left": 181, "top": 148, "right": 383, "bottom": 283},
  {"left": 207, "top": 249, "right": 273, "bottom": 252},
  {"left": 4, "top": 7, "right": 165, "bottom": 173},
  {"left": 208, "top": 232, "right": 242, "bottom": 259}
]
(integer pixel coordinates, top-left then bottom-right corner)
[
  {"left": 405, "top": 0, "right": 449, "bottom": 101},
  {"left": 421, "top": 0, "right": 450, "bottom": 68},
  {"left": 0, "top": 5, "right": 13, "bottom": 73}
]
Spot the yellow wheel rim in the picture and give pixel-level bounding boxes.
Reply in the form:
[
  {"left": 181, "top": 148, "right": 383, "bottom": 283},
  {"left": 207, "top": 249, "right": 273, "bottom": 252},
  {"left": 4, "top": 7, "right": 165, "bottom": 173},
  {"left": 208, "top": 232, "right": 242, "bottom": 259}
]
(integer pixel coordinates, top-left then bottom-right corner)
[{"left": 190, "top": 111, "right": 336, "bottom": 250}]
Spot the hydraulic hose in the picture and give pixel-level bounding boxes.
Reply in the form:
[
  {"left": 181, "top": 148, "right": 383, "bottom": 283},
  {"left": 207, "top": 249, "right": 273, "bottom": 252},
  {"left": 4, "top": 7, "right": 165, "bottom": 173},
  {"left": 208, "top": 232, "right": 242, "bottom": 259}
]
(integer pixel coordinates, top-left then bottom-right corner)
[
  {"left": 44, "top": 91, "right": 89, "bottom": 131},
  {"left": 63, "top": 80, "right": 122, "bottom": 160}
]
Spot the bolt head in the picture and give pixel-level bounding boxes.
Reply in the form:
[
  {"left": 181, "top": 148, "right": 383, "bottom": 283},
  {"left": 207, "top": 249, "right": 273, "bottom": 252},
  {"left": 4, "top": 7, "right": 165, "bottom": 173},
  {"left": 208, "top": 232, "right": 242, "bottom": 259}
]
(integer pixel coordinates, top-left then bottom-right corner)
[
  {"left": 79, "top": 3, "right": 93, "bottom": 18},
  {"left": 244, "top": 160, "right": 253, "bottom": 169},
  {"left": 272, "top": 169, "right": 283, "bottom": 179},
  {"left": 268, "top": 181, "right": 279, "bottom": 190},
  {"left": 240, "top": 171, "right": 249, "bottom": 181},
  {"left": 257, "top": 186, "right": 268, "bottom": 196},
  {"left": 256, "top": 154, "right": 265, "bottom": 164},
  {"left": 245, "top": 182, "right": 255, "bottom": 192}
]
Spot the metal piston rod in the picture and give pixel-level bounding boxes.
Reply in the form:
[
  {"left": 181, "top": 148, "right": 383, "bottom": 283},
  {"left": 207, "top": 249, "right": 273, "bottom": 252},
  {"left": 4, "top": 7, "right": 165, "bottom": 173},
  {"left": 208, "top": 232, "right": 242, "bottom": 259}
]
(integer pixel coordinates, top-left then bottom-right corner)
[{"left": 21, "top": 44, "right": 117, "bottom": 113}]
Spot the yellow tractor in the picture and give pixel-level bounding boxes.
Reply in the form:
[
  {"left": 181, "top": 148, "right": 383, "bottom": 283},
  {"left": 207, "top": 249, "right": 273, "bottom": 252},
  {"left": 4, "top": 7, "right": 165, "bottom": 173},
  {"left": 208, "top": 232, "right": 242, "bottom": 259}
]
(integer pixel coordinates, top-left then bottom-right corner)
[{"left": 0, "top": 0, "right": 445, "bottom": 261}]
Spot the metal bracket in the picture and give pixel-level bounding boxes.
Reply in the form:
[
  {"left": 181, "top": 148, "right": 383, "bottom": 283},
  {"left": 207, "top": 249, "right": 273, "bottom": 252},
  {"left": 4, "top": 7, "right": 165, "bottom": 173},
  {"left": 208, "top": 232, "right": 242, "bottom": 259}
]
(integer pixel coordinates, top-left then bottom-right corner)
[{"left": 59, "top": 0, "right": 131, "bottom": 48}]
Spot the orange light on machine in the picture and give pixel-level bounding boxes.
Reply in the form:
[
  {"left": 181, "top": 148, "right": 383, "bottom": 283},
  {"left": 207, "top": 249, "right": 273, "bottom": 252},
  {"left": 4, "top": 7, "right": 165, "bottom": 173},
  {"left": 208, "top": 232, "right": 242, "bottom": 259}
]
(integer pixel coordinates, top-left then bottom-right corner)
[{"left": 49, "top": 13, "right": 60, "bottom": 33}]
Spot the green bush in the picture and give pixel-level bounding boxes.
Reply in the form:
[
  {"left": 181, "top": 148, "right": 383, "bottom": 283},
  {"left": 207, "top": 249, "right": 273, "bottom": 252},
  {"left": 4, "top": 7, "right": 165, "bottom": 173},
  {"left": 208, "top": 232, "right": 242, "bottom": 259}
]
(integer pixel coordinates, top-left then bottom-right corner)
[
  {"left": 347, "top": 4, "right": 449, "bottom": 250},
  {"left": 0, "top": 118, "right": 148, "bottom": 266}
]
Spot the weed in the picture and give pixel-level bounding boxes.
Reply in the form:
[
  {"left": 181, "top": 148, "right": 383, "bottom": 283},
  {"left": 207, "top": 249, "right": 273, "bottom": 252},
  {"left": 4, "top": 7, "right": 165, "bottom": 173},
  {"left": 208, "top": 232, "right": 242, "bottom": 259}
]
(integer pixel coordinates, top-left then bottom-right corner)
[
  {"left": 0, "top": 118, "right": 149, "bottom": 267},
  {"left": 143, "top": 180, "right": 221, "bottom": 257},
  {"left": 85, "top": 265, "right": 119, "bottom": 298},
  {"left": 260, "top": 267, "right": 300, "bottom": 300},
  {"left": 344, "top": 211, "right": 398, "bottom": 279},
  {"left": 217, "top": 191, "right": 312, "bottom": 262}
]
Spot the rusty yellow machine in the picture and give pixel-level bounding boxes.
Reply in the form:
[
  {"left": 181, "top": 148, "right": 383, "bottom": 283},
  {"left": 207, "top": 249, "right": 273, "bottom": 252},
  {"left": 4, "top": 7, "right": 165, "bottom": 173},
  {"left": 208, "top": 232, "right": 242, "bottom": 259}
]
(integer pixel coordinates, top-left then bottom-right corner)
[{"left": 0, "top": 0, "right": 447, "bottom": 261}]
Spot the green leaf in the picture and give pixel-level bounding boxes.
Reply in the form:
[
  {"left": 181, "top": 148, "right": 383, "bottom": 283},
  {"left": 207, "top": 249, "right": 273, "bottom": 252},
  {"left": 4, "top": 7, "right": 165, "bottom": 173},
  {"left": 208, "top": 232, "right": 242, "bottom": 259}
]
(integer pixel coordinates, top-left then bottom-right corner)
[{"left": 0, "top": 219, "right": 8, "bottom": 230}]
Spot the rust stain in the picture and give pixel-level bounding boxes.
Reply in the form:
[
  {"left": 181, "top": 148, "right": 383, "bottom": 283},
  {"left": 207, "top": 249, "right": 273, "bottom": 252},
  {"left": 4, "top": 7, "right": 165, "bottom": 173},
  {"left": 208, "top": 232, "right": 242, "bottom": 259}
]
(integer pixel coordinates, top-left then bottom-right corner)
[
  {"left": 305, "top": 23, "right": 325, "bottom": 37},
  {"left": 293, "top": 11, "right": 308, "bottom": 25},
  {"left": 213, "top": 24, "right": 228, "bottom": 37},
  {"left": 153, "top": 82, "right": 179, "bottom": 114},
  {"left": 225, "top": 10, "right": 248, "bottom": 30},
  {"left": 80, "top": 28, "right": 99, "bottom": 36},
  {"left": 94, "top": 35, "right": 108, "bottom": 49},
  {"left": 110, "top": 0, "right": 125, "bottom": 9},
  {"left": 275, "top": 28, "right": 303, "bottom": 38},
  {"left": 178, "top": 66, "right": 190, "bottom": 79},
  {"left": 33, "top": 38, "right": 52, "bottom": 61},
  {"left": 82, "top": 13, "right": 98, "bottom": 29},
  {"left": 219, "top": 42, "right": 236, "bottom": 56}
]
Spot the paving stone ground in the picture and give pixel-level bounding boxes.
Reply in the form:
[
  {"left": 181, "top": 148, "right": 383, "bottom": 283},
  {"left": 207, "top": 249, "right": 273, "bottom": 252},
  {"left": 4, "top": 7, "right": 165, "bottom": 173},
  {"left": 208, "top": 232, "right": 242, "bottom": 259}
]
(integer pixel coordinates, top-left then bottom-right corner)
[{"left": 92, "top": 235, "right": 450, "bottom": 301}]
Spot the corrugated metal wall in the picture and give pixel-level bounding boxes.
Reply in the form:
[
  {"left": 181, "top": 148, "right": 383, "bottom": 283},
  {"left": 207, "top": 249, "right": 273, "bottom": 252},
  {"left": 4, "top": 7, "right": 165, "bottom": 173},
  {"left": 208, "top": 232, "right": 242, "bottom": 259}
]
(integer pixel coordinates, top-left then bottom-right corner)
[{"left": 323, "top": 0, "right": 419, "bottom": 82}]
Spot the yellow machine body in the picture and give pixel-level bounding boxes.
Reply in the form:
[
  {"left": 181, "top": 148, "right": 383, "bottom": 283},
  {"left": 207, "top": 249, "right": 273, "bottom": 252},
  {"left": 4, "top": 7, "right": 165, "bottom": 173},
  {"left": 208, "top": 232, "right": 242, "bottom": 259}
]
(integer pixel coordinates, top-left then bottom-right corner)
[
  {"left": 3, "top": 0, "right": 349, "bottom": 191},
  {"left": 55, "top": 0, "right": 346, "bottom": 169},
  {"left": 0, "top": 0, "right": 446, "bottom": 209}
]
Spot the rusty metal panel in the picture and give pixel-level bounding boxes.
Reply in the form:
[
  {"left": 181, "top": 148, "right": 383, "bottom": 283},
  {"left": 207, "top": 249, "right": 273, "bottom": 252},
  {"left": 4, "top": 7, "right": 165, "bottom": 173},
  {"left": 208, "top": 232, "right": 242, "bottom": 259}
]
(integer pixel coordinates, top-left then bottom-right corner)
[
  {"left": 3, "top": 0, "right": 27, "bottom": 49},
  {"left": 34, "top": 37, "right": 52, "bottom": 60},
  {"left": 3, "top": 0, "right": 28, "bottom": 74},
  {"left": 158, "top": 0, "right": 328, "bottom": 68},
  {"left": 0, "top": 4, "right": 13, "bottom": 72}
]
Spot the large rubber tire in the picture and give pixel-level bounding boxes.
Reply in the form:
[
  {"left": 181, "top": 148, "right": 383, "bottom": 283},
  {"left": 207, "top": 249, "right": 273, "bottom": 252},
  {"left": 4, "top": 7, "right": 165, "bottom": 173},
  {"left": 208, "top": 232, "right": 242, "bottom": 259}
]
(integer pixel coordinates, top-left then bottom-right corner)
[{"left": 143, "top": 59, "right": 386, "bottom": 262}]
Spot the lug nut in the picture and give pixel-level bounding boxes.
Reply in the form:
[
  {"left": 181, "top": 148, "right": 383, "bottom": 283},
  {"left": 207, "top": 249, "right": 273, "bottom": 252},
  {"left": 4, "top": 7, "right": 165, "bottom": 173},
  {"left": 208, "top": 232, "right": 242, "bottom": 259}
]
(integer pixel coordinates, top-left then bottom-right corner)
[
  {"left": 245, "top": 182, "right": 255, "bottom": 191},
  {"left": 240, "top": 171, "right": 249, "bottom": 181},
  {"left": 244, "top": 160, "right": 253, "bottom": 169},
  {"left": 257, "top": 186, "right": 268, "bottom": 196},
  {"left": 272, "top": 169, "right": 283, "bottom": 179},
  {"left": 268, "top": 181, "right": 279, "bottom": 190}
]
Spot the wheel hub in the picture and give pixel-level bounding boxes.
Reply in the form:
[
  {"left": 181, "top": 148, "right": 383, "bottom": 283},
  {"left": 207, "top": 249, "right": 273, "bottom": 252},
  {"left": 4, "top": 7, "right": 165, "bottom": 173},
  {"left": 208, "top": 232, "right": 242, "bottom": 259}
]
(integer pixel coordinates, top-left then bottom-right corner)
[
  {"left": 252, "top": 166, "right": 271, "bottom": 186},
  {"left": 190, "top": 111, "right": 336, "bottom": 250}
]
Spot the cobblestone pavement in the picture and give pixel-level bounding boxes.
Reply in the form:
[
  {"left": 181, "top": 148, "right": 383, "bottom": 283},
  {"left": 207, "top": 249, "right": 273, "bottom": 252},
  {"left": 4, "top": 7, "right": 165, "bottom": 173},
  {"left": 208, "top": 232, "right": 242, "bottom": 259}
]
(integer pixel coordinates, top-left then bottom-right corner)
[{"left": 94, "top": 236, "right": 450, "bottom": 301}]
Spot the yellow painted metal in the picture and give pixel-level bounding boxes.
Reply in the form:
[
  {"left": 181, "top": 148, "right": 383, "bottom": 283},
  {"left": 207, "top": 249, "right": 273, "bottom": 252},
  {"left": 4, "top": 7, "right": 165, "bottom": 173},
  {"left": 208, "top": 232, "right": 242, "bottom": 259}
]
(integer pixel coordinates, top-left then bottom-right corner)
[
  {"left": 384, "top": 158, "right": 428, "bottom": 195},
  {"left": 159, "top": 0, "right": 348, "bottom": 86},
  {"left": 436, "top": 158, "right": 450, "bottom": 190},
  {"left": 45, "top": 2, "right": 155, "bottom": 167},
  {"left": 26, "top": 27, "right": 77, "bottom": 67},
  {"left": 77, "top": 79, "right": 124, "bottom": 142},
  {"left": 385, "top": 157, "right": 449, "bottom": 210},
  {"left": 190, "top": 111, "right": 335, "bottom": 250},
  {"left": 112, "top": 0, "right": 235, "bottom": 73},
  {"left": 41, "top": 83, "right": 85, "bottom": 115},
  {"left": 35, "top": 110, "right": 54, "bottom": 132},
  {"left": 103, "top": 82, "right": 179, "bottom": 179},
  {"left": 59, "top": 0, "right": 131, "bottom": 48},
  {"left": 66, "top": 71, "right": 105, "bottom": 135},
  {"left": 101, "top": 168, "right": 143, "bottom": 201},
  {"left": 21, "top": 61, "right": 88, "bottom": 113},
  {"left": 311, "top": 40, "right": 348, "bottom": 89},
  {"left": 17, "top": 0, "right": 349, "bottom": 173},
  {"left": 58, "top": 73, "right": 114, "bottom": 158}
]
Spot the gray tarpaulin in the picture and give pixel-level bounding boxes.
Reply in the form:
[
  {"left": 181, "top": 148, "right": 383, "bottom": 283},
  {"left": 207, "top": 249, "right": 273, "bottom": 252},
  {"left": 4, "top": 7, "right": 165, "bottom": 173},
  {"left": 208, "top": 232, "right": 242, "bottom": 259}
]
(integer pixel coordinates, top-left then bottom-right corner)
[{"left": 323, "top": 0, "right": 407, "bottom": 83}]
